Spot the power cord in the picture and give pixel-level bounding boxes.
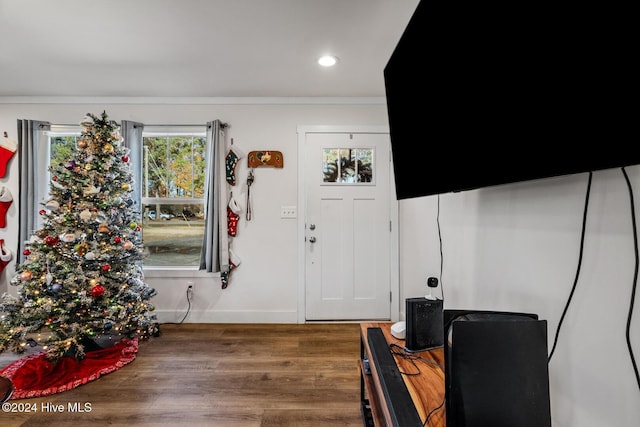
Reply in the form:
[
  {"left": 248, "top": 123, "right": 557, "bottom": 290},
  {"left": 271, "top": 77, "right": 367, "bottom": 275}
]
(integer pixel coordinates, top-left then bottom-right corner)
[
  {"left": 163, "top": 286, "right": 192, "bottom": 325},
  {"left": 621, "top": 167, "right": 640, "bottom": 391},
  {"left": 548, "top": 172, "right": 593, "bottom": 363},
  {"left": 437, "top": 194, "right": 445, "bottom": 300}
]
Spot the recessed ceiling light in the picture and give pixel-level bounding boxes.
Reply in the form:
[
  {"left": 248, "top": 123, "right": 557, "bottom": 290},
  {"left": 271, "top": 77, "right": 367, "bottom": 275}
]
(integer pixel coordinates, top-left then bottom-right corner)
[{"left": 318, "top": 55, "right": 339, "bottom": 67}]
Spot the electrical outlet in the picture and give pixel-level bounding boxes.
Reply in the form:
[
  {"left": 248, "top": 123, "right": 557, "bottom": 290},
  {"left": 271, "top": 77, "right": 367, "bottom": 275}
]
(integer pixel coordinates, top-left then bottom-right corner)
[
  {"left": 187, "top": 281, "right": 194, "bottom": 296},
  {"left": 280, "top": 206, "right": 297, "bottom": 219}
]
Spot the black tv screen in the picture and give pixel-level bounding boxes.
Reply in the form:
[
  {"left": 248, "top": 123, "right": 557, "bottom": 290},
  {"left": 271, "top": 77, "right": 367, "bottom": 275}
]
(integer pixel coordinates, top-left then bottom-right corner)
[{"left": 385, "top": 1, "right": 638, "bottom": 200}]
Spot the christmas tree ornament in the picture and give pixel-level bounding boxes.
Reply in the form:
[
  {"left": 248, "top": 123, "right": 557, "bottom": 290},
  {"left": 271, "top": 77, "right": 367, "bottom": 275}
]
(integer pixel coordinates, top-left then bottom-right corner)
[
  {"left": 61, "top": 233, "right": 76, "bottom": 243},
  {"left": 98, "top": 222, "right": 109, "bottom": 233},
  {"left": 20, "top": 270, "right": 32, "bottom": 281},
  {"left": 103, "top": 143, "right": 114, "bottom": 153},
  {"left": 91, "top": 285, "right": 105, "bottom": 298},
  {"left": 85, "top": 251, "right": 96, "bottom": 260},
  {"left": 80, "top": 209, "right": 92, "bottom": 221},
  {"left": 45, "top": 199, "right": 60, "bottom": 211},
  {"left": 122, "top": 240, "right": 133, "bottom": 250}
]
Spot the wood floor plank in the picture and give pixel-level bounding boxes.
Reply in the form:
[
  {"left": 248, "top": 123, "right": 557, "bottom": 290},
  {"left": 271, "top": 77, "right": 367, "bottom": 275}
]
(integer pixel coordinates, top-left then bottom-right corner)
[{"left": 0, "top": 323, "right": 364, "bottom": 427}]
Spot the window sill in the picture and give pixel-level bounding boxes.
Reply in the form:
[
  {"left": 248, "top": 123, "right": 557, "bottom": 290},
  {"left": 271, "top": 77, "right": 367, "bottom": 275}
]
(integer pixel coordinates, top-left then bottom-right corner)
[{"left": 143, "top": 267, "right": 220, "bottom": 278}]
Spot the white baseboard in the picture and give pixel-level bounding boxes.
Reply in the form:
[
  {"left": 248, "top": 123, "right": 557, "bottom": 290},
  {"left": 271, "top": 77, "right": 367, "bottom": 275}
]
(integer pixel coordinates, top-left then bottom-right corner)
[{"left": 154, "top": 309, "right": 299, "bottom": 324}]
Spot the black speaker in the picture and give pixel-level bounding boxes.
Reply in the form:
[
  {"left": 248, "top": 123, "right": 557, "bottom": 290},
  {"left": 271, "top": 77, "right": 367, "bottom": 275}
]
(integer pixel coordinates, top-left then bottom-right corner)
[
  {"left": 405, "top": 297, "right": 443, "bottom": 351},
  {"left": 443, "top": 310, "right": 551, "bottom": 427}
]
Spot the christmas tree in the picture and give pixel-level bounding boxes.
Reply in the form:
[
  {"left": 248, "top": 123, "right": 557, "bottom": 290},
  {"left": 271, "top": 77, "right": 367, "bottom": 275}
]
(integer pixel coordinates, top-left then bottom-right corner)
[{"left": 0, "top": 111, "right": 158, "bottom": 361}]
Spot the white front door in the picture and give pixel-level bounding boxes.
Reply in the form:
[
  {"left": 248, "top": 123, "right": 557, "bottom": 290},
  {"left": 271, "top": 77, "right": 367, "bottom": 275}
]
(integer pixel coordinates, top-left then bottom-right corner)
[{"left": 301, "top": 129, "right": 394, "bottom": 320}]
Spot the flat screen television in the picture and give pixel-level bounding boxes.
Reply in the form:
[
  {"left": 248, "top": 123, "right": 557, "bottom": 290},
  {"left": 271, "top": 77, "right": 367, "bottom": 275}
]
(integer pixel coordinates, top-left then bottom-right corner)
[
  {"left": 384, "top": 1, "right": 638, "bottom": 200},
  {"left": 443, "top": 310, "right": 552, "bottom": 427}
]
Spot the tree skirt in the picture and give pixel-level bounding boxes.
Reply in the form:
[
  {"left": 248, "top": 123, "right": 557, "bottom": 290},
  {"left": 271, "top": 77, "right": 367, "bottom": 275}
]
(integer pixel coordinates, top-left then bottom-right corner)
[{"left": 0, "top": 338, "right": 138, "bottom": 399}]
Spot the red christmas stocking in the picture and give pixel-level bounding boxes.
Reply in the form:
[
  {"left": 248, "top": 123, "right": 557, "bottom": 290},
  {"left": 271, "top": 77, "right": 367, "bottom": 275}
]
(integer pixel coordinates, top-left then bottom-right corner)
[
  {"left": 0, "top": 239, "right": 12, "bottom": 275},
  {"left": 0, "top": 187, "right": 13, "bottom": 228},
  {"left": 0, "top": 136, "right": 18, "bottom": 178},
  {"left": 227, "top": 196, "right": 242, "bottom": 237}
]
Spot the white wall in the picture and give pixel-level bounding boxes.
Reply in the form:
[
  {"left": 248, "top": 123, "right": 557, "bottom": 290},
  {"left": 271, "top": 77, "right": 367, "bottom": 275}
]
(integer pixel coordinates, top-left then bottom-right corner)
[
  {"left": 399, "top": 167, "right": 640, "bottom": 427},
  {"left": 0, "top": 100, "right": 388, "bottom": 323}
]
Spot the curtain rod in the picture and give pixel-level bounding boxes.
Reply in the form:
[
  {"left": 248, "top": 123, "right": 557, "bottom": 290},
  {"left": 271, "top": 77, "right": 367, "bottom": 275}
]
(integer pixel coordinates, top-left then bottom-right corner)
[{"left": 53, "top": 123, "right": 228, "bottom": 128}]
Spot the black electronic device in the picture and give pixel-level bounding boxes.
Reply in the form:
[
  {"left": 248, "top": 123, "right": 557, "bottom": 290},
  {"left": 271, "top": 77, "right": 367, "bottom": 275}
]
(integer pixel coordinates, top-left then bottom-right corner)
[
  {"left": 384, "top": 1, "right": 639, "bottom": 200},
  {"left": 443, "top": 310, "right": 552, "bottom": 427},
  {"left": 405, "top": 297, "right": 443, "bottom": 352}
]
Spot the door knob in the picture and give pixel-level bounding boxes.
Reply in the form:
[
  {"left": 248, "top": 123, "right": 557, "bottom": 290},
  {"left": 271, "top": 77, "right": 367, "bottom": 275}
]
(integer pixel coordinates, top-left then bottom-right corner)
[{"left": 309, "top": 236, "right": 317, "bottom": 243}]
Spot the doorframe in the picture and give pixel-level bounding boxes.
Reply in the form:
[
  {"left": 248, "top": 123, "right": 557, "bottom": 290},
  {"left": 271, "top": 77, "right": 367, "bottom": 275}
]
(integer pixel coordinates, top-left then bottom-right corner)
[{"left": 296, "top": 125, "right": 399, "bottom": 323}]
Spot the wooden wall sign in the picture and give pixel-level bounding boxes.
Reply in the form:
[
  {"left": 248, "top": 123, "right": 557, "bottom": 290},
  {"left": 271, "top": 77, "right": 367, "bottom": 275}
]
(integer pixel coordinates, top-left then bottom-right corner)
[{"left": 247, "top": 151, "right": 283, "bottom": 168}]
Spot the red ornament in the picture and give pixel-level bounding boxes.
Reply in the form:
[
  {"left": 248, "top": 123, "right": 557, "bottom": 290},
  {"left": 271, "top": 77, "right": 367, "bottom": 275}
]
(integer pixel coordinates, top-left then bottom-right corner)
[
  {"left": 44, "top": 236, "right": 59, "bottom": 247},
  {"left": 102, "top": 264, "right": 111, "bottom": 272},
  {"left": 91, "top": 285, "right": 105, "bottom": 298},
  {"left": 114, "top": 237, "right": 122, "bottom": 244},
  {"left": 52, "top": 176, "right": 58, "bottom": 181},
  {"left": 122, "top": 156, "right": 129, "bottom": 163},
  {"left": 39, "top": 209, "right": 46, "bottom": 215},
  {"left": 23, "top": 249, "right": 31, "bottom": 256}
]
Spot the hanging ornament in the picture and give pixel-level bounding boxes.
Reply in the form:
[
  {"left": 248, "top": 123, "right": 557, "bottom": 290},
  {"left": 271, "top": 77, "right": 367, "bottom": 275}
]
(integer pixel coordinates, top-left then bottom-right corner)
[
  {"left": 121, "top": 183, "right": 131, "bottom": 191},
  {"left": 128, "top": 221, "right": 138, "bottom": 230},
  {"left": 85, "top": 251, "right": 96, "bottom": 260},
  {"left": 20, "top": 270, "right": 32, "bottom": 281},
  {"left": 91, "top": 285, "right": 105, "bottom": 298},
  {"left": 77, "top": 139, "right": 87, "bottom": 149},
  {"left": 102, "top": 263, "right": 111, "bottom": 272},
  {"left": 122, "top": 240, "right": 134, "bottom": 250},
  {"left": 23, "top": 249, "right": 31, "bottom": 256},
  {"left": 52, "top": 283, "right": 62, "bottom": 292},
  {"left": 80, "top": 209, "right": 92, "bottom": 221},
  {"left": 103, "top": 143, "right": 114, "bottom": 153},
  {"left": 98, "top": 222, "right": 109, "bottom": 233},
  {"left": 45, "top": 200, "right": 60, "bottom": 211},
  {"left": 122, "top": 156, "right": 129, "bottom": 163},
  {"left": 114, "top": 237, "right": 122, "bottom": 244},
  {"left": 61, "top": 233, "right": 76, "bottom": 243},
  {"left": 44, "top": 236, "right": 60, "bottom": 247},
  {"left": 84, "top": 185, "right": 100, "bottom": 196}
]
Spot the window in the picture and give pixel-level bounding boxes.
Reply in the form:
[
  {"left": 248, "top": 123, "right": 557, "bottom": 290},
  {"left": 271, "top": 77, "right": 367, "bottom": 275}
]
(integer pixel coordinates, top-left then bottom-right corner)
[
  {"left": 141, "top": 128, "right": 206, "bottom": 267},
  {"left": 322, "top": 147, "right": 374, "bottom": 184},
  {"left": 46, "top": 125, "right": 207, "bottom": 268}
]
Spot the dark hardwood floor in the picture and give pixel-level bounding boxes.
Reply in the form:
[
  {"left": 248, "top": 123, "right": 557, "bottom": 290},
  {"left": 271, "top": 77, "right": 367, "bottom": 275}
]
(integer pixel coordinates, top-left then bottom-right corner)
[{"left": 0, "top": 323, "right": 364, "bottom": 427}]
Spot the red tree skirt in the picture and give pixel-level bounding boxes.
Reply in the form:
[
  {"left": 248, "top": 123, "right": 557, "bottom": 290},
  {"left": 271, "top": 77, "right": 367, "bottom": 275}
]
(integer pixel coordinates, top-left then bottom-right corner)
[{"left": 0, "top": 338, "right": 138, "bottom": 399}]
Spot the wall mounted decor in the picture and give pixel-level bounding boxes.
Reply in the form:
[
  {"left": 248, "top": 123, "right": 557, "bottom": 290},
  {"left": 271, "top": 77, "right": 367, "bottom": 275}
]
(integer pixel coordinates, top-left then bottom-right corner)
[{"left": 247, "top": 151, "right": 283, "bottom": 168}]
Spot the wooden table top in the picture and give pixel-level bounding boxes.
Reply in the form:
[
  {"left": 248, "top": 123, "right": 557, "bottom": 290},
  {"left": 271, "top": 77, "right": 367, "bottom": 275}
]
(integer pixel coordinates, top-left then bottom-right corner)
[{"left": 361, "top": 322, "right": 445, "bottom": 427}]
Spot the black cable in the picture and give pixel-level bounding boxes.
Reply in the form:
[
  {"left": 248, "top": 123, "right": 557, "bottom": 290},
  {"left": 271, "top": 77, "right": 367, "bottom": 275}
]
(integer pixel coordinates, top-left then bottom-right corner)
[
  {"left": 548, "top": 172, "right": 593, "bottom": 363},
  {"left": 437, "top": 194, "right": 445, "bottom": 300},
  {"left": 163, "top": 287, "right": 192, "bottom": 325},
  {"left": 621, "top": 167, "right": 640, "bottom": 391},
  {"left": 423, "top": 397, "right": 445, "bottom": 426}
]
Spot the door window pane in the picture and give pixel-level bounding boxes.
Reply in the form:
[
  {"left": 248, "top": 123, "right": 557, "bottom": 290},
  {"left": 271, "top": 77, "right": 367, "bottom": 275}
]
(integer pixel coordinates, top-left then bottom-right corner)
[{"left": 322, "top": 148, "right": 374, "bottom": 184}]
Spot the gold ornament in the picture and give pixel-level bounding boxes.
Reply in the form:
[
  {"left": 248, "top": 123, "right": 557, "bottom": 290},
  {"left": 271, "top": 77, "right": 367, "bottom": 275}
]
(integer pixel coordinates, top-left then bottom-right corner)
[
  {"left": 121, "top": 183, "right": 131, "bottom": 191},
  {"left": 103, "top": 143, "right": 114, "bottom": 153},
  {"left": 77, "top": 139, "right": 88, "bottom": 148},
  {"left": 98, "top": 222, "right": 109, "bottom": 233}
]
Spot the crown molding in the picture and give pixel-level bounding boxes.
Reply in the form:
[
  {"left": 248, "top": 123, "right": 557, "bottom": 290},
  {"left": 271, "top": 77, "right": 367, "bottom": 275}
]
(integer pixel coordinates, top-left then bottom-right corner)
[{"left": 0, "top": 96, "right": 386, "bottom": 105}]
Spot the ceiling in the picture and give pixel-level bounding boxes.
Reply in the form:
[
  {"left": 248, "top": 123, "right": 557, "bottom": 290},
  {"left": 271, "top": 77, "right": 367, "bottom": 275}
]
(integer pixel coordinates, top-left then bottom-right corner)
[{"left": 0, "top": 0, "right": 421, "bottom": 99}]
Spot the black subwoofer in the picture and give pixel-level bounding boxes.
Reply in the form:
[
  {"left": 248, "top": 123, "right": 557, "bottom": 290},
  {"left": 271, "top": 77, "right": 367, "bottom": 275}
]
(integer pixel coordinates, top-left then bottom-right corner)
[{"left": 405, "top": 297, "right": 444, "bottom": 351}]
